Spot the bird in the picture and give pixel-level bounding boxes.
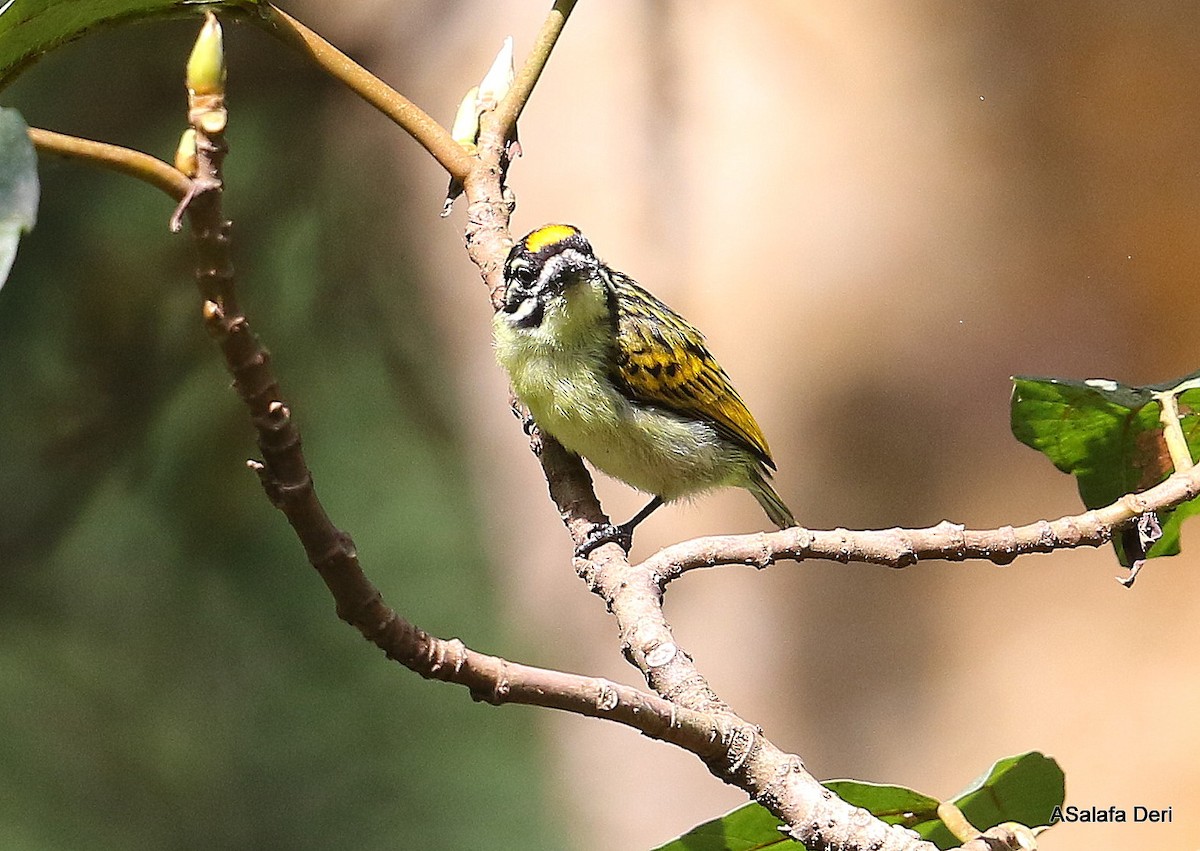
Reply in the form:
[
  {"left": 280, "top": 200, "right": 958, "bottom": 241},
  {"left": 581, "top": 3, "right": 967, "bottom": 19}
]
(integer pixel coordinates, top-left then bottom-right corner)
[{"left": 493, "top": 224, "right": 794, "bottom": 556}]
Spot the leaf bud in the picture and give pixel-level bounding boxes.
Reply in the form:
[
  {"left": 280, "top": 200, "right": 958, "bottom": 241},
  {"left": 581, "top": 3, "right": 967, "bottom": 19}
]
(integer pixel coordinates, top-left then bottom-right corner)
[{"left": 187, "top": 12, "right": 226, "bottom": 97}]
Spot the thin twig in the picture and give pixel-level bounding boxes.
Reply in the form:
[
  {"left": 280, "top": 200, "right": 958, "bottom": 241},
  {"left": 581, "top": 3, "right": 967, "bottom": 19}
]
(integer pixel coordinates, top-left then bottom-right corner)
[
  {"left": 488, "top": 0, "right": 579, "bottom": 142},
  {"left": 1154, "top": 389, "right": 1195, "bottom": 473},
  {"left": 643, "top": 464, "right": 1200, "bottom": 585},
  {"left": 29, "top": 127, "right": 191, "bottom": 200},
  {"left": 255, "top": 3, "right": 473, "bottom": 181}
]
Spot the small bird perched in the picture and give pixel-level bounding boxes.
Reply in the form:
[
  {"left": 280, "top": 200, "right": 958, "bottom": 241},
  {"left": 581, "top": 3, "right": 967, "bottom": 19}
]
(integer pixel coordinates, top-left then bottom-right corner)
[{"left": 494, "top": 224, "right": 795, "bottom": 555}]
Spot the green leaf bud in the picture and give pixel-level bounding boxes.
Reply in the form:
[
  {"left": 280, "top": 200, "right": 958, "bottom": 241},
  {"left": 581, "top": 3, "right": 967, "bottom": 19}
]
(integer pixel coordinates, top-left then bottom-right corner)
[{"left": 187, "top": 12, "right": 225, "bottom": 97}]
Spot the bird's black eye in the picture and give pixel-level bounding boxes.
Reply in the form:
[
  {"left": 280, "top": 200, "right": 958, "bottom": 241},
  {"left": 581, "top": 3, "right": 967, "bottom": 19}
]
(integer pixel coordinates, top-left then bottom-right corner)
[
  {"left": 503, "top": 262, "right": 538, "bottom": 314},
  {"left": 511, "top": 263, "right": 536, "bottom": 285}
]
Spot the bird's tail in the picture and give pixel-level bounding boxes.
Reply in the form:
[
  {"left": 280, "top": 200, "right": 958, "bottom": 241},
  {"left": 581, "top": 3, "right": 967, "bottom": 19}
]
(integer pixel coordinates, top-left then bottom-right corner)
[{"left": 749, "top": 474, "right": 796, "bottom": 529}]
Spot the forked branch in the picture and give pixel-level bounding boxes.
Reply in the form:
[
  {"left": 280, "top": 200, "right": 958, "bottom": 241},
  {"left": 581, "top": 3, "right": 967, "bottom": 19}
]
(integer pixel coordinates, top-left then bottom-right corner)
[
  {"left": 30, "top": 5, "right": 1080, "bottom": 849},
  {"left": 456, "top": 8, "right": 1030, "bottom": 851},
  {"left": 170, "top": 9, "right": 757, "bottom": 780}
]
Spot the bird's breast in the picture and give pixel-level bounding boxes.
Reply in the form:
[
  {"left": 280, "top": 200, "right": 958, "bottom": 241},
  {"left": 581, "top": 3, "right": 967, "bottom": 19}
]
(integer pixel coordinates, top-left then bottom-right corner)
[{"left": 494, "top": 315, "right": 750, "bottom": 499}]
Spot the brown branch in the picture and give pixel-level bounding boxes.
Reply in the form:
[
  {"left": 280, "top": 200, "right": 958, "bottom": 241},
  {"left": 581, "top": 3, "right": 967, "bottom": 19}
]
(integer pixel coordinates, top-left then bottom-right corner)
[
  {"left": 526, "top": 438, "right": 727, "bottom": 709},
  {"left": 254, "top": 3, "right": 473, "bottom": 182},
  {"left": 29, "top": 127, "right": 191, "bottom": 200},
  {"left": 15, "top": 7, "right": 1036, "bottom": 851},
  {"left": 457, "top": 10, "right": 958, "bottom": 849},
  {"left": 644, "top": 465, "right": 1200, "bottom": 585},
  {"left": 169, "top": 15, "right": 775, "bottom": 770},
  {"left": 462, "top": 0, "right": 580, "bottom": 309},
  {"left": 171, "top": 8, "right": 1032, "bottom": 850},
  {"left": 517, "top": 431, "right": 946, "bottom": 850}
]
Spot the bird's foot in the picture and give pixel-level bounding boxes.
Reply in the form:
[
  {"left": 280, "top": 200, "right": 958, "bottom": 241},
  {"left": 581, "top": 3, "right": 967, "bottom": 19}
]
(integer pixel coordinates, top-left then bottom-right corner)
[
  {"left": 574, "top": 521, "right": 634, "bottom": 559},
  {"left": 574, "top": 497, "right": 664, "bottom": 559},
  {"left": 510, "top": 400, "right": 538, "bottom": 436}
]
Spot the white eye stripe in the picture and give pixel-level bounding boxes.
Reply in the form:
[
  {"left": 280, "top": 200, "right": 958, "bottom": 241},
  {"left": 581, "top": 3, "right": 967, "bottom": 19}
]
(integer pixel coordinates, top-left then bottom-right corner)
[
  {"left": 508, "top": 295, "right": 541, "bottom": 326},
  {"left": 505, "top": 247, "right": 596, "bottom": 309},
  {"left": 510, "top": 296, "right": 538, "bottom": 320},
  {"left": 555, "top": 248, "right": 591, "bottom": 266}
]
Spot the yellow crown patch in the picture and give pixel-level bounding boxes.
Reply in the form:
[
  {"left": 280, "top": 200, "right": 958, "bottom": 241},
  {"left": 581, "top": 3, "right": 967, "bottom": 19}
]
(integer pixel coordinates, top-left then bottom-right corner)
[{"left": 524, "top": 224, "right": 579, "bottom": 253}]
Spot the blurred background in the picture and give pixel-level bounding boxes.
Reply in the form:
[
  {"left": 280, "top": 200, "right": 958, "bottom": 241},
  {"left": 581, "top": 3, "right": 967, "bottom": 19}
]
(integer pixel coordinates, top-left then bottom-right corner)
[{"left": 2, "top": 1, "right": 1199, "bottom": 849}]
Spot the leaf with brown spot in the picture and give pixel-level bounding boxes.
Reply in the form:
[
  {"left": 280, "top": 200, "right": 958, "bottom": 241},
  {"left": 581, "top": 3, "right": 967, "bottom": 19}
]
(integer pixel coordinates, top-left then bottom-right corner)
[{"left": 1011, "top": 371, "right": 1200, "bottom": 566}]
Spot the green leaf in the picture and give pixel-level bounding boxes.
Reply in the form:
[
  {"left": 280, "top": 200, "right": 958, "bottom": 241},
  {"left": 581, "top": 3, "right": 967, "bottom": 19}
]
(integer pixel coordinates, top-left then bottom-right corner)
[
  {"left": 649, "top": 802, "right": 798, "bottom": 851},
  {"left": 919, "top": 752, "right": 1065, "bottom": 848},
  {"left": 1011, "top": 372, "right": 1200, "bottom": 565},
  {"left": 824, "top": 779, "right": 941, "bottom": 829},
  {"left": 0, "top": 107, "right": 38, "bottom": 290},
  {"left": 651, "top": 752, "right": 1065, "bottom": 851},
  {"left": 0, "top": 0, "right": 262, "bottom": 90}
]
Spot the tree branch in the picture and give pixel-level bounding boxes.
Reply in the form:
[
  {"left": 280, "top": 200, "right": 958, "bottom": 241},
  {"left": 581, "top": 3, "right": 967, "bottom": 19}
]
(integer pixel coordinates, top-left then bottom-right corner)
[
  {"left": 169, "top": 14, "right": 777, "bottom": 772},
  {"left": 488, "top": 0, "right": 579, "bottom": 142},
  {"left": 643, "top": 465, "right": 1200, "bottom": 584},
  {"left": 255, "top": 3, "right": 474, "bottom": 182},
  {"left": 461, "top": 1, "right": 579, "bottom": 310},
  {"left": 456, "top": 10, "right": 962, "bottom": 849},
  {"left": 174, "top": 8, "right": 1040, "bottom": 850},
  {"left": 29, "top": 127, "right": 191, "bottom": 200},
  {"left": 522, "top": 431, "right": 949, "bottom": 850}
]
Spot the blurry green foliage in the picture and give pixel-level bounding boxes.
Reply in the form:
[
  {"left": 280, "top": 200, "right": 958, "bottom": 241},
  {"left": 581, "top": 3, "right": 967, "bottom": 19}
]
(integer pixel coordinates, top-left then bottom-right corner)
[{"left": 0, "top": 17, "right": 557, "bottom": 851}]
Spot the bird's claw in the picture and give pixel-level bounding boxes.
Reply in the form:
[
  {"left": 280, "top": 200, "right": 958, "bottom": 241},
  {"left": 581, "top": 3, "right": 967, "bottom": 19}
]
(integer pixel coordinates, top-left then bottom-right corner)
[{"left": 575, "top": 522, "right": 633, "bottom": 559}]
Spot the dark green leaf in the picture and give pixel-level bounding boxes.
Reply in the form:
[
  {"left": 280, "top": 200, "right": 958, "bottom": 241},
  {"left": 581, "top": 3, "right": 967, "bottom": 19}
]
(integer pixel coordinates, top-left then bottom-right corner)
[
  {"left": 0, "top": 0, "right": 261, "bottom": 89},
  {"left": 652, "top": 752, "right": 1065, "bottom": 851},
  {"left": 920, "top": 752, "right": 1065, "bottom": 848},
  {"left": 649, "top": 800, "right": 799, "bottom": 851},
  {"left": 0, "top": 107, "right": 38, "bottom": 290},
  {"left": 1011, "top": 372, "right": 1200, "bottom": 565},
  {"left": 824, "top": 779, "right": 940, "bottom": 827}
]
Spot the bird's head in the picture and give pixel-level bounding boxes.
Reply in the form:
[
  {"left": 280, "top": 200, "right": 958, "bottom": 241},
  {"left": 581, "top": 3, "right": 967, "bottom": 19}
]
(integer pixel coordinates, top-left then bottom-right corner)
[{"left": 500, "top": 224, "right": 606, "bottom": 331}]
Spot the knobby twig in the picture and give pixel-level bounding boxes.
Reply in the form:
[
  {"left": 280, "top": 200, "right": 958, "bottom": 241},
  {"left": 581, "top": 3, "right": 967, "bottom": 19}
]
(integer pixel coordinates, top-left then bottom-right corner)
[
  {"left": 643, "top": 465, "right": 1200, "bottom": 585},
  {"left": 464, "top": 2, "right": 579, "bottom": 310},
  {"left": 514, "top": 419, "right": 948, "bottom": 850}
]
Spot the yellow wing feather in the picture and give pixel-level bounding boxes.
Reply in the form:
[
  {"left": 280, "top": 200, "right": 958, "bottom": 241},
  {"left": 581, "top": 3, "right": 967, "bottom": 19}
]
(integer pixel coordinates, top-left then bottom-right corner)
[{"left": 608, "top": 272, "right": 775, "bottom": 468}]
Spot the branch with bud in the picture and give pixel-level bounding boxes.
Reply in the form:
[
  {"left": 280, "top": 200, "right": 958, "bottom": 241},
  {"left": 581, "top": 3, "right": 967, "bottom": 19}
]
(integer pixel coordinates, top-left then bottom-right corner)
[{"left": 24, "top": 5, "right": 1138, "bottom": 848}]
